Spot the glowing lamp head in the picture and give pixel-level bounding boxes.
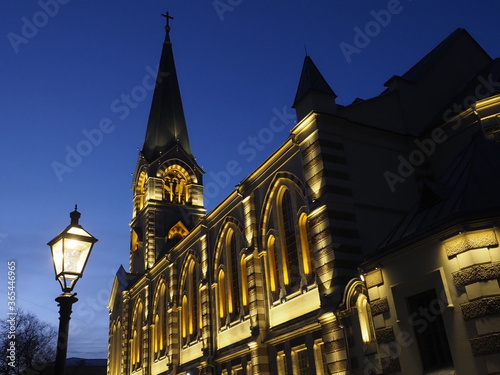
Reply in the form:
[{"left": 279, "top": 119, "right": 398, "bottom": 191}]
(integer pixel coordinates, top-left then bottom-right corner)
[{"left": 48, "top": 207, "right": 98, "bottom": 293}]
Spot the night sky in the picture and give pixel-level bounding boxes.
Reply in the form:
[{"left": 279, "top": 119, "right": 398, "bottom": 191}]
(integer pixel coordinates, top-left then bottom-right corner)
[{"left": 1, "top": 0, "right": 499, "bottom": 359}]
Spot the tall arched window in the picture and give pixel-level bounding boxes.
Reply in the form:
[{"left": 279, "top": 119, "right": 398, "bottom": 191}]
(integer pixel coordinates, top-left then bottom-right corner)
[
  {"left": 110, "top": 321, "right": 122, "bottom": 375},
  {"left": 263, "top": 177, "right": 316, "bottom": 303},
  {"left": 267, "top": 235, "right": 280, "bottom": 302},
  {"left": 218, "top": 269, "right": 226, "bottom": 324},
  {"left": 227, "top": 230, "right": 240, "bottom": 320},
  {"left": 181, "top": 259, "right": 199, "bottom": 345},
  {"left": 279, "top": 188, "right": 300, "bottom": 292},
  {"left": 216, "top": 225, "right": 245, "bottom": 326},
  {"left": 131, "top": 302, "right": 143, "bottom": 371},
  {"left": 153, "top": 282, "right": 167, "bottom": 359},
  {"left": 299, "top": 213, "right": 314, "bottom": 285},
  {"left": 240, "top": 255, "right": 249, "bottom": 315}
]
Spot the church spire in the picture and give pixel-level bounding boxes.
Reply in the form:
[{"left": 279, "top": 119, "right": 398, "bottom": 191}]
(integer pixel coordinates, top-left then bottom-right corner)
[{"left": 142, "top": 13, "right": 192, "bottom": 162}]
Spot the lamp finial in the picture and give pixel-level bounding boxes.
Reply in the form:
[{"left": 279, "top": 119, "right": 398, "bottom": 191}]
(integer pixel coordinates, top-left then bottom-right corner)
[{"left": 70, "top": 205, "right": 81, "bottom": 225}]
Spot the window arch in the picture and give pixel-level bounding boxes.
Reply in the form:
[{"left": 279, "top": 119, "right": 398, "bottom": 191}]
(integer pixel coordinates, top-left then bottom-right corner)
[
  {"left": 181, "top": 258, "right": 200, "bottom": 345},
  {"left": 356, "top": 294, "right": 374, "bottom": 346},
  {"left": 262, "top": 178, "right": 315, "bottom": 302},
  {"left": 153, "top": 282, "right": 167, "bottom": 359},
  {"left": 344, "top": 280, "right": 375, "bottom": 350},
  {"left": 130, "top": 301, "right": 143, "bottom": 371}
]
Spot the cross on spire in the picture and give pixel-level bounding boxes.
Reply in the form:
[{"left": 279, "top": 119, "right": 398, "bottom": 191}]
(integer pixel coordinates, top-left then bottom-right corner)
[{"left": 161, "top": 12, "right": 174, "bottom": 31}]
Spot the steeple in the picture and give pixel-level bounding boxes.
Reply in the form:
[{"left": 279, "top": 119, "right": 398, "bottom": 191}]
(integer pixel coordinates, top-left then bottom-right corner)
[
  {"left": 292, "top": 55, "right": 337, "bottom": 121},
  {"left": 130, "top": 14, "right": 205, "bottom": 274},
  {"left": 142, "top": 13, "right": 192, "bottom": 162}
]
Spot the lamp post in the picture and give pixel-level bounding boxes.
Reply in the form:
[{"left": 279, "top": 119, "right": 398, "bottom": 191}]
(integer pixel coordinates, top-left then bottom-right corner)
[{"left": 47, "top": 206, "right": 97, "bottom": 375}]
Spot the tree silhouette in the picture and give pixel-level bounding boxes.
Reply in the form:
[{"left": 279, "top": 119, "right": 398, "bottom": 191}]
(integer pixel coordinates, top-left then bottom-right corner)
[{"left": 0, "top": 309, "right": 56, "bottom": 375}]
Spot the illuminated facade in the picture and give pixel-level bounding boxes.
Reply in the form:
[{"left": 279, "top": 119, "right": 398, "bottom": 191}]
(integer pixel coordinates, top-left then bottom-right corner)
[{"left": 108, "top": 25, "right": 500, "bottom": 375}]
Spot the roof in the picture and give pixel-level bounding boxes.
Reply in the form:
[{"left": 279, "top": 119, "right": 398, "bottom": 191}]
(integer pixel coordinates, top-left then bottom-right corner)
[
  {"left": 293, "top": 55, "right": 336, "bottom": 107},
  {"left": 402, "top": 28, "right": 469, "bottom": 81},
  {"left": 377, "top": 135, "right": 500, "bottom": 253},
  {"left": 65, "top": 358, "right": 107, "bottom": 367}
]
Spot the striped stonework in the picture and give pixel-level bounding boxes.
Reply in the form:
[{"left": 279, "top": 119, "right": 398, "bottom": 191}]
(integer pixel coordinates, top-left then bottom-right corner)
[
  {"left": 143, "top": 285, "right": 150, "bottom": 375},
  {"left": 311, "top": 126, "right": 362, "bottom": 292},
  {"left": 146, "top": 210, "right": 156, "bottom": 269},
  {"left": 318, "top": 312, "right": 348, "bottom": 375},
  {"left": 301, "top": 133, "right": 323, "bottom": 200},
  {"left": 122, "top": 291, "right": 130, "bottom": 374},
  {"left": 309, "top": 205, "right": 336, "bottom": 300},
  {"left": 199, "top": 234, "right": 210, "bottom": 362},
  {"left": 248, "top": 341, "right": 270, "bottom": 375},
  {"left": 168, "top": 264, "right": 179, "bottom": 370},
  {"left": 242, "top": 195, "right": 257, "bottom": 248},
  {"left": 248, "top": 249, "right": 266, "bottom": 335}
]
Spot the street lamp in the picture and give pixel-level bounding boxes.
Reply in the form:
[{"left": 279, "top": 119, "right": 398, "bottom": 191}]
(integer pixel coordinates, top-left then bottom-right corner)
[{"left": 47, "top": 206, "right": 97, "bottom": 375}]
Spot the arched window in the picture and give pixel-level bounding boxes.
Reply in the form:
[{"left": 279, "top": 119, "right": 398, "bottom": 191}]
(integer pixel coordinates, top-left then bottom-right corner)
[
  {"left": 240, "top": 255, "right": 249, "bottom": 315},
  {"left": 267, "top": 235, "right": 280, "bottom": 302},
  {"left": 181, "top": 259, "right": 199, "bottom": 345},
  {"left": 356, "top": 294, "right": 374, "bottom": 346},
  {"left": 134, "top": 171, "right": 147, "bottom": 214},
  {"left": 299, "top": 213, "right": 314, "bottom": 285},
  {"left": 218, "top": 269, "right": 226, "bottom": 324},
  {"left": 131, "top": 302, "right": 143, "bottom": 371},
  {"left": 216, "top": 225, "right": 244, "bottom": 326},
  {"left": 227, "top": 230, "right": 240, "bottom": 320},
  {"left": 163, "top": 165, "right": 191, "bottom": 204},
  {"left": 263, "top": 177, "right": 316, "bottom": 303},
  {"left": 110, "top": 321, "right": 122, "bottom": 375},
  {"left": 153, "top": 283, "right": 167, "bottom": 359},
  {"left": 279, "top": 188, "right": 300, "bottom": 292}
]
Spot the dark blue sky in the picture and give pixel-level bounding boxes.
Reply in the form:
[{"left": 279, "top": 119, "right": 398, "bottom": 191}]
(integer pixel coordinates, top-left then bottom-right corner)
[{"left": 1, "top": 0, "right": 499, "bottom": 359}]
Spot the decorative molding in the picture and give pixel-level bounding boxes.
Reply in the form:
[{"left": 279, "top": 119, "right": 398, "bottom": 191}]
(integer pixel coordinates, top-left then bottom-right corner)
[
  {"left": 370, "top": 298, "right": 389, "bottom": 316},
  {"left": 461, "top": 296, "right": 500, "bottom": 320},
  {"left": 375, "top": 327, "right": 395, "bottom": 344},
  {"left": 443, "top": 230, "right": 498, "bottom": 258},
  {"left": 452, "top": 262, "right": 500, "bottom": 286},
  {"left": 380, "top": 356, "right": 401, "bottom": 374},
  {"left": 470, "top": 332, "right": 500, "bottom": 356},
  {"left": 365, "top": 269, "right": 383, "bottom": 288}
]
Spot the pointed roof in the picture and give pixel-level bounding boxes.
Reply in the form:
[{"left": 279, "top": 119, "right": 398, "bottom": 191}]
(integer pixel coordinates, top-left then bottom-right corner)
[
  {"left": 293, "top": 55, "right": 337, "bottom": 107},
  {"left": 142, "top": 19, "right": 192, "bottom": 163}
]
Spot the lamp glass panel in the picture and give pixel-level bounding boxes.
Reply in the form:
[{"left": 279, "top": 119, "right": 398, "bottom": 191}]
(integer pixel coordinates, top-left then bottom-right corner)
[
  {"left": 63, "top": 238, "right": 92, "bottom": 274},
  {"left": 51, "top": 238, "right": 64, "bottom": 275},
  {"left": 67, "top": 226, "right": 93, "bottom": 238}
]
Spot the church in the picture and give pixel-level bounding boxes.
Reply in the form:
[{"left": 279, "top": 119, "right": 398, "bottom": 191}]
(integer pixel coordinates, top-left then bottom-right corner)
[{"left": 107, "top": 17, "right": 500, "bottom": 375}]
